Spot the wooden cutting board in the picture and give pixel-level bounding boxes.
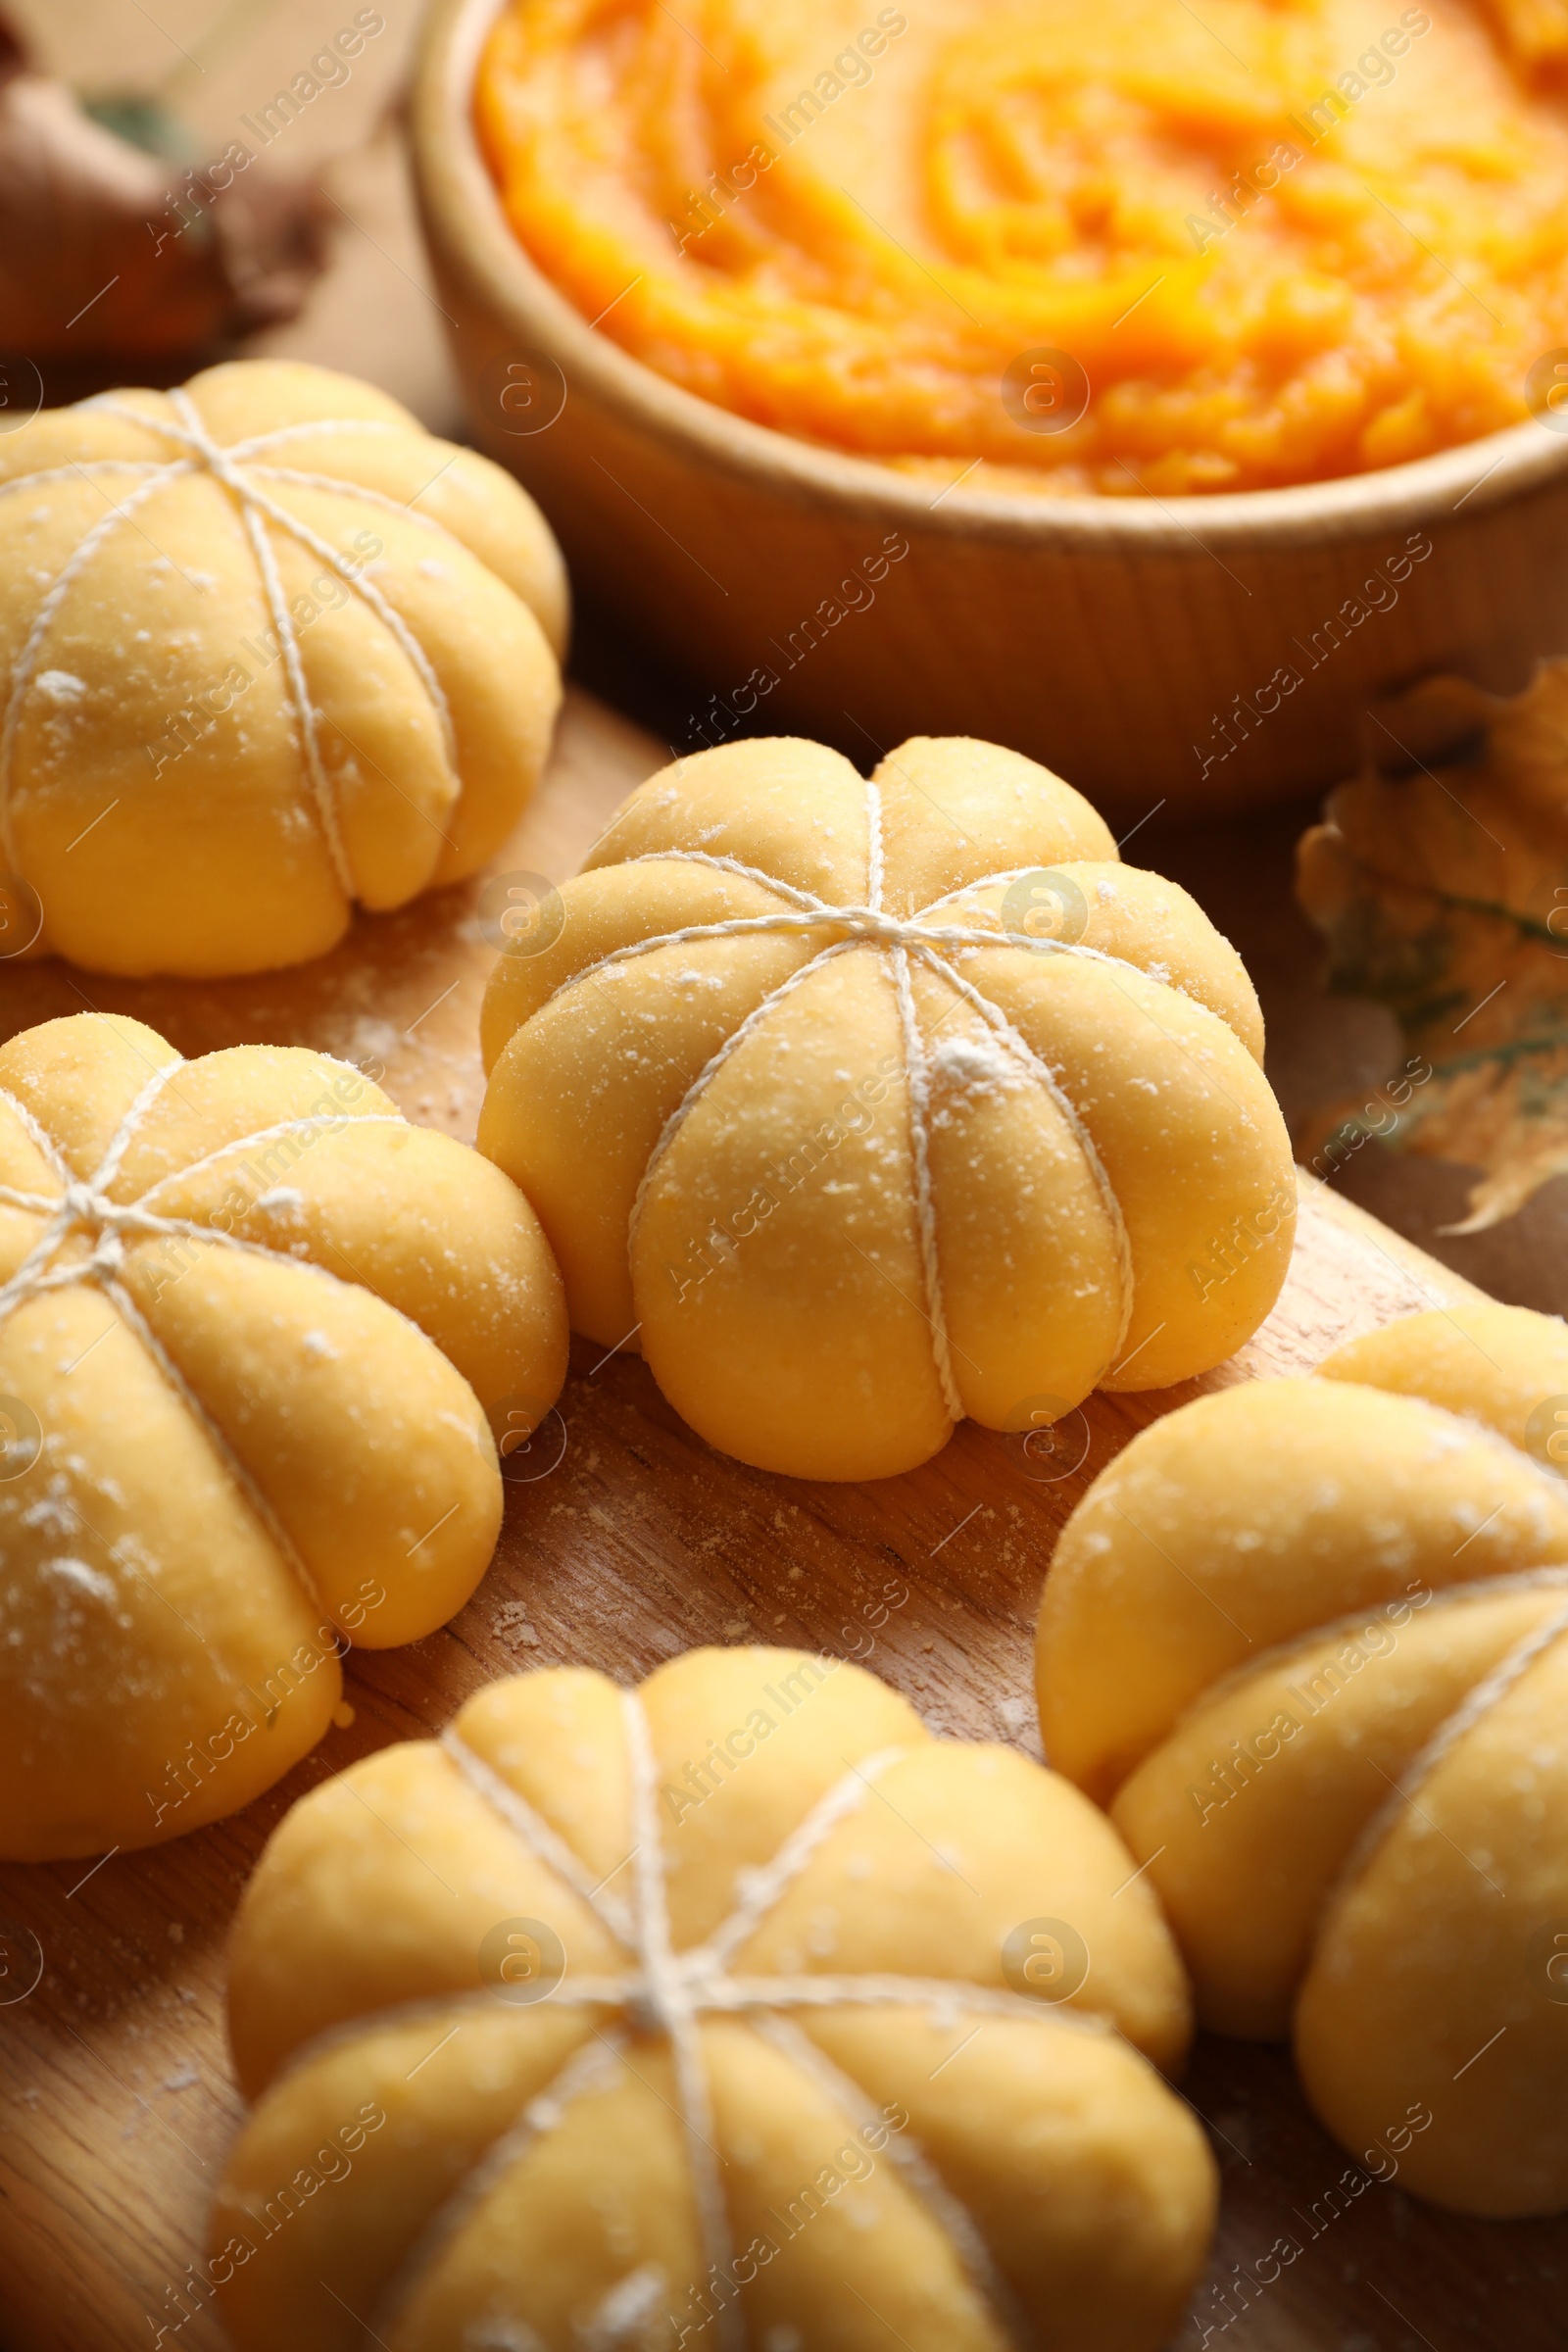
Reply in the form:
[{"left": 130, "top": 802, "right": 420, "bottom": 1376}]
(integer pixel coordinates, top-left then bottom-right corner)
[{"left": 0, "top": 692, "right": 1559, "bottom": 2352}]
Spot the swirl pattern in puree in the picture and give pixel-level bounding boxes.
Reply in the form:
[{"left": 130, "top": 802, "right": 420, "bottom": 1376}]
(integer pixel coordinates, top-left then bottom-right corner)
[{"left": 478, "top": 0, "right": 1568, "bottom": 495}]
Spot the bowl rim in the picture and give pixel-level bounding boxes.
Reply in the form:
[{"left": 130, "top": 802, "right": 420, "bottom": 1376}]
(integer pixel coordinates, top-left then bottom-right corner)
[{"left": 416, "top": 0, "right": 1568, "bottom": 553}]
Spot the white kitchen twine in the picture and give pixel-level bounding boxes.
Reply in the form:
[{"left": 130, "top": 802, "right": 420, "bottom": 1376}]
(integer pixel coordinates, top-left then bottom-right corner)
[
  {"left": 1155, "top": 1554, "right": 1568, "bottom": 1949},
  {"left": 344, "top": 1691, "right": 1095, "bottom": 2348},
  {"left": 568, "top": 780, "right": 1153, "bottom": 1422},
  {"left": 0, "top": 1052, "right": 408, "bottom": 1608},
  {"left": 1316, "top": 1564, "right": 1568, "bottom": 1931},
  {"left": 0, "top": 397, "right": 461, "bottom": 897}
]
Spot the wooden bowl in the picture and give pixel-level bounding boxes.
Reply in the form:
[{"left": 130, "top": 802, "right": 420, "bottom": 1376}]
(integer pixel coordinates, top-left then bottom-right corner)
[{"left": 413, "top": 0, "right": 1568, "bottom": 820}]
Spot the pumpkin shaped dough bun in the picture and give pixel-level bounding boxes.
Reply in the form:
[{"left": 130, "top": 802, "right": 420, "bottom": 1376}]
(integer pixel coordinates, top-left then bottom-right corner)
[
  {"left": 1037, "top": 1300, "right": 1568, "bottom": 2217},
  {"left": 0, "top": 1012, "right": 566, "bottom": 1860},
  {"left": 479, "top": 734, "right": 1294, "bottom": 1481},
  {"left": 0, "top": 359, "right": 566, "bottom": 977},
  {"left": 216, "top": 1646, "right": 1215, "bottom": 2352}
]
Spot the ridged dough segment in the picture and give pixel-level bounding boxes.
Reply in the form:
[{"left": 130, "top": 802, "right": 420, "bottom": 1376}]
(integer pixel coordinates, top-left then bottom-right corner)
[
  {"left": 176, "top": 364, "right": 567, "bottom": 658},
  {"left": 481, "top": 920, "right": 818, "bottom": 1346},
  {"left": 92, "top": 1038, "right": 564, "bottom": 1433},
  {"left": 220, "top": 2001, "right": 1204, "bottom": 2352},
  {"left": 149, "top": 1116, "right": 567, "bottom": 1436},
  {"left": 477, "top": 857, "right": 824, "bottom": 1073},
  {"left": 196, "top": 367, "right": 564, "bottom": 890},
  {"left": 0, "top": 401, "right": 176, "bottom": 481},
  {"left": 1038, "top": 1380, "right": 1568, "bottom": 1803},
  {"left": 215, "top": 2007, "right": 603, "bottom": 2352},
  {"left": 226, "top": 1731, "right": 627, "bottom": 2098},
  {"left": 907, "top": 959, "right": 1125, "bottom": 1425},
  {"left": 0, "top": 1285, "right": 336, "bottom": 1861},
  {"left": 0, "top": 1200, "right": 46, "bottom": 1287},
  {"left": 733, "top": 1740, "right": 1192, "bottom": 2072},
  {"left": 1110, "top": 1584, "right": 1568, "bottom": 2036},
  {"left": 256, "top": 478, "right": 562, "bottom": 886},
  {"left": 803, "top": 2008, "right": 1217, "bottom": 2352},
  {"left": 584, "top": 735, "right": 871, "bottom": 900},
  {"left": 0, "top": 1092, "right": 61, "bottom": 1279},
  {"left": 967, "top": 944, "right": 1292, "bottom": 1391},
  {"left": 388, "top": 2040, "right": 707, "bottom": 2352},
  {"left": 874, "top": 735, "right": 1115, "bottom": 915},
  {"left": 0, "top": 1086, "right": 66, "bottom": 1199},
  {"left": 931, "top": 866, "right": 1265, "bottom": 1062},
  {"left": 634, "top": 951, "right": 951, "bottom": 1480},
  {"left": 117, "top": 1243, "right": 498, "bottom": 1647},
  {"left": 237, "top": 422, "right": 568, "bottom": 659},
  {"left": 641, "top": 1644, "right": 925, "bottom": 1946},
  {"left": 0, "top": 1011, "right": 178, "bottom": 1177},
  {"left": 8, "top": 471, "right": 352, "bottom": 971},
  {"left": 106, "top": 1040, "right": 398, "bottom": 1195},
  {"left": 262, "top": 500, "right": 458, "bottom": 909},
  {"left": 181, "top": 358, "right": 419, "bottom": 440},
  {"left": 1320, "top": 1299, "right": 1568, "bottom": 1463},
  {"left": 703, "top": 2017, "right": 1012, "bottom": 2352},
  {"left": 1298, "top": 1631, "right": 1568, "bottom": 2217},
  {"left": 455, "top": 1667, "right": 638, "bottom": 1892},
  {"left": 100, "top": 1044, "right": 565, "bottom": 1431}
]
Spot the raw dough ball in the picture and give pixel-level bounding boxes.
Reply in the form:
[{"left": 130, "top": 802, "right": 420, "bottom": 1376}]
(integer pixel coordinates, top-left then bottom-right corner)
[
  {"left": 1036, "top": 1301, "right": 1568, "bottom": 2215},
  {"left": 477, "top": 734, "right": 1293, "bottom": 1480},
  {"left": 0, "top": 1011, "right": 567, "bottom": 1859},
  {"left": 0, "top": 360, "right": 566, "bottom": 976},
  {"left": 215, "top": 1646, "right": 1215, "bottom": 2352}
]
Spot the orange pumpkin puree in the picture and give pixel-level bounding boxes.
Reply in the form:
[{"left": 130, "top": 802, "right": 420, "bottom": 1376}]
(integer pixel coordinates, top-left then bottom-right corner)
[{"left": 477, "top": 0, "right": 1568, "bottom": 495}]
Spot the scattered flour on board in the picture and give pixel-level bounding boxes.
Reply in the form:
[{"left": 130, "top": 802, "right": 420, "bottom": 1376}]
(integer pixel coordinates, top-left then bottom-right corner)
[{"left": 494, "top": 1601, "right": 540, "bottom": 1648}]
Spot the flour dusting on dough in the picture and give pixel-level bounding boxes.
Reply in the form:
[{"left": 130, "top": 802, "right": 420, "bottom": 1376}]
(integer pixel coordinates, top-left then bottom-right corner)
[
  {"left": 40, "top": 1555, "right": 116, "bottom": 1604},
  {"left": 461, "top": 2317, "right": 545, "bottom": 2351},
  {"left": 928, "top": 1033, "right": 1021, "bottom": 1117},
  {"left": 579, "top": 2267, "right": 665, "bottom": 2348},
  {"left": 253, "top": 1186, "right": 305, "bottom": 1216}
]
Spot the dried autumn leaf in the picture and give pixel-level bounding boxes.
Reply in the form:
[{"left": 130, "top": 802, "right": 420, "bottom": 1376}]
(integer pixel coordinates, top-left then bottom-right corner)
[
  {"left": 1296, "top": 664, "right": 1568, "bottom": 1231},
  {"left": 0, "top": 23, "right": 324, "bottom": 362}
]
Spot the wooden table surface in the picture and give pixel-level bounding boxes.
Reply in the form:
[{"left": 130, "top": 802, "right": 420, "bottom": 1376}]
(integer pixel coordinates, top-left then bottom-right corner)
[{"left": 1, "top": 685, "right": 1563, "bottom": 2352}]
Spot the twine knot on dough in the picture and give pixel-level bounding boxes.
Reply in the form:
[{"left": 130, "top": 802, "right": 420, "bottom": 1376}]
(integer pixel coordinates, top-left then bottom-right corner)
[
  {"left": 346, "top": 1694, "right": 1126, "bottom": 2350},
  {"left": 0, "top": 1061, "right": 404, "bottom": 1334},
  {"left": 0, "top": 1052, "right": 406, "bottom": 1607},
  {"left": 533, "top": 789, "right": 1146, "bottom": 1425},
  {"left": 48, "top": 1181, "right": 138, "bottom": 1276}
]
